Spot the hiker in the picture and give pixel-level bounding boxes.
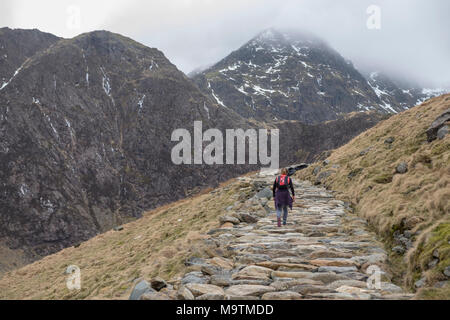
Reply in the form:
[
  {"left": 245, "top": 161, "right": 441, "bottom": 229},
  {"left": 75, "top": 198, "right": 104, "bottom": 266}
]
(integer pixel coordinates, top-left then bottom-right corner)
[{"left": 273, "top": 168, "right": 295, "bottom": 227}]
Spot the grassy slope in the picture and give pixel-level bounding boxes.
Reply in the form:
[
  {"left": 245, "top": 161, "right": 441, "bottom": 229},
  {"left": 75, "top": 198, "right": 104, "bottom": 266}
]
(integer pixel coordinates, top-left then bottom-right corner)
[
  {"left": 295, "top": 94, "right": 450, "bottom": 298},
  {"left": 0, "top": 174, "right": 257, "bottom": 300}
]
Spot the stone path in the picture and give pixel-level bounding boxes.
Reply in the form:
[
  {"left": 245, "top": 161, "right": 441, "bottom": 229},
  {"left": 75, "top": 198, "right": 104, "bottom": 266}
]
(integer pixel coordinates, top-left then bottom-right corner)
[{"left": 134, "top": 172, "right": 414, "bottom": 300}]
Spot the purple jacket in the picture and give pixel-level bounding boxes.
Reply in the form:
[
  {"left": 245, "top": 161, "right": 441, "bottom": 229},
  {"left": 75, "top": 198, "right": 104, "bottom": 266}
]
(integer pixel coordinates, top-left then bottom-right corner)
[
  {"left": 273, "top": 175, "right": 295, "bottom": 209},
  {"left": 274, "top": 189, "right": 293, "bottom": 209}
]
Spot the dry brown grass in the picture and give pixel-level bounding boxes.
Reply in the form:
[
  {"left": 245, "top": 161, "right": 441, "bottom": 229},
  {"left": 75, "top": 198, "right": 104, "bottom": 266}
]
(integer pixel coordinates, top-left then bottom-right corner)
[
  {"left": 296, "top": 94, "right": 450, "bottom": 296},
  {"left": 0, "top": 175, "right": 253, "bottom": 300}
]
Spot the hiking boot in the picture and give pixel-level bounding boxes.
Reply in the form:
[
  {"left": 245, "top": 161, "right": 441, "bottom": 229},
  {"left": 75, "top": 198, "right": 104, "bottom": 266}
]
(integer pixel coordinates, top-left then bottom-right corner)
[{"left": 277, "top": 218, "right": 281, "bottom": 227}]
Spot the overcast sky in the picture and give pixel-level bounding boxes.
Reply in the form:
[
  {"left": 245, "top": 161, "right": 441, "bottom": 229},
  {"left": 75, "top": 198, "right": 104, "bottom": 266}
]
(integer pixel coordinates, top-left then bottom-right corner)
[{"left": 1, "top": 0, "right": 449, "bottom": 87}]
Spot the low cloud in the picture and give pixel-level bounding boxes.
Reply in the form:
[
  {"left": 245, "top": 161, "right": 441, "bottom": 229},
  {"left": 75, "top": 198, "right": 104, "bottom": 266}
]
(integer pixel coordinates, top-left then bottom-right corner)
[{"left": 1, "top": 0, "right": 449, "bottom": 87}]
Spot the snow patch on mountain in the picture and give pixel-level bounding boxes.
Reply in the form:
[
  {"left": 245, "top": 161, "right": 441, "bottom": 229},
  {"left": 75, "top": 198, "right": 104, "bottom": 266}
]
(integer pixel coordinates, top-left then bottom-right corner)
[{"left": 0, "top": 65, "right": 23, "bottom": 91}]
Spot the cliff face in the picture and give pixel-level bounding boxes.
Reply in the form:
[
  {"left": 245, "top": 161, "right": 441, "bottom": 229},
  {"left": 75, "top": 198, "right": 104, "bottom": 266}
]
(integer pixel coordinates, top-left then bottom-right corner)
[
  {"left": 0, "top": 27, "right": 60, "bottom": 88},
  {"left": 0, "top": 30, "right": 255, "bottom": 267},
  {"left": 277, "top": 112, "right": 389, "bottom": 166}
]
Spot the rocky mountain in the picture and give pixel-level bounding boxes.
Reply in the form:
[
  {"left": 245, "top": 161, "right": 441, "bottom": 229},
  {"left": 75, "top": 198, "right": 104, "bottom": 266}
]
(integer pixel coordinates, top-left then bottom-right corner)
[
  {"left": 277, "top": 112, "right": 388, "bottom": 165},
  {"left": 365, "top": 71, "right": 447, "bottom": 112},
  {"left": 0, "top": 28, "right": 60, "bottom": 89},
  {"left": 0, "top": 28, "right": 385, "bottom": 272},
  {"left": 192, "top": 28, "right": 447, "bottom": 124},
  {"left": 0, "top": 29, "right": 257, "bottom": 270}
]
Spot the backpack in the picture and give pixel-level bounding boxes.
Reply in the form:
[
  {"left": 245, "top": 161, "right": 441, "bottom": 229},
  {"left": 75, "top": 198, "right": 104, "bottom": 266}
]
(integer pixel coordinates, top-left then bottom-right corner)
[{"left": 276, "top": 175, "right": 290, "bottom": 190}]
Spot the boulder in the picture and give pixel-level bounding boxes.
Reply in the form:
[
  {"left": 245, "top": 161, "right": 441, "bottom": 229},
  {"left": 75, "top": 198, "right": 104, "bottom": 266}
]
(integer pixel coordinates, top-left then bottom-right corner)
[
  {"left": 181, "top": 271, "right": 209, "bottom": 285},
  {"left": 150, "top": 277, "right": 167, "bottom": 291},
  {"left": 185, "top": 257, "right": 207, "bottom": 267},
  {"left": 340, "top": 272, "right": 368, "bottom": 281},
  {"left": 327, "top": 280, "right": 368, "bottom": 290},
  {"left": 426, "top": 109, "right": 450, "bottom": 142},
  {"left": 231, "top": 265, "right": 273, "bottom": 281},
  {"left": 317, "top": 266, "right": 358, "bottom": 273},
  {"left": 315, "top": 170, "right": 335, "bottom": 185},
  {"left": 414, "top": 277, "right": 426, "bottom": 289},
  {"left": 196, "top": 293, "right": 225, "bottom": 300},
  {"left": 379, "top": 282, "right": 403, "bottom": 293},
  {"left": 392, "top": 246, "right": 405, "bottom": 255},
  {"left": 210, "top": 275, "right": 232, "bottom": 286},
  {"left": 257, "top": 261, "right": 317, "bottom": 271},
  {"left": 428, "top": 259, "right": 439, "bottom": 268},
  {"left": 437, "top": 125, "right": 449, "bottom": 140},
  {"left": 432, "top": 249, "right": 440, "bottom": 259},
  {"left": 443, "top": 266, "right": 450, "bottom": 278},
  {"left": 293, "top": 163, "right": 309, "bottom": 171},
  {"left": 159, "top": 287, "right": 177, "bottom": 299},
  {"left": 129, "top": 280, "right": 155, "bottom": 300},
  {"left": 434, "top": 281, "right": 449, "bottom": 288},
  {"left": 238, "top": 213, "right": 258, "bottom": 223},
  {"left": 309, "top": 251, "right": 353, "bottom": 259},
  {"left": 201, "top": 264, "right": 226, "bottom": 276},
  {"left": 395, "top": 162, "right": 408, "bottom": 174},
  {"left": 140, "top": 292, "right": 169, "bottom": 300},
  {"left": 359, "top": 147, "right": 372, "bottom": 156},
  {"left": 208, "top": 257, "right": 234, "bottom": 269},
  {"left": 255, "top": 187, "right": 273, "bottom": 199},
  {"left": 313, "top": 166, "right": 321, "bottom": 176},
  {"left": 220, "top": 222, "right": 234, "bottom": 229},
  {"left": 308, "top": 292, "right": 356, "bottom": 300},
  {"left": 225, "top": 285, "right": 275, "bottom": 297},
  {"left": 384, "top": 137, "right": 395, "bottom": 144},
  {"left": 310, "top": 259, "right": 356, "bottom": 267},
  {"left": 225, "top": 295, "right": 260, "bottom": 300},
  {"left": 261, "top": 291, "right": 302, "bottom": 300},
  {"left": 351, "top": 253, "right": 387, "bottom": 266},
  {"left": 177, "top": 286, "right": 195, "bottom": 300},
  {"left": 290, "top": 284, "right": 332, "bottom": 295},
  {"left": 271, "top": 271, "right": 314, "bottom": 279},
  {"left": 270, "top": 279, "right": 323, "bottom": 291},
  {"left": 334, "top": 285, "right": 370, "bottom": 297},
  {"left": 184, "top": 283, "right": 225, "bottom": 297},
  {"left": 219, "top": 215, "right": 240, "bottom": 225}
]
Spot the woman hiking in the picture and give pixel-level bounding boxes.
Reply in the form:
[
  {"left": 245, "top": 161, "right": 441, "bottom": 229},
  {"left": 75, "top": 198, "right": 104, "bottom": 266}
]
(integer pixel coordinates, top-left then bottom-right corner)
[{"left": 273, "top": 168, "right": 295, "bottom": 227}]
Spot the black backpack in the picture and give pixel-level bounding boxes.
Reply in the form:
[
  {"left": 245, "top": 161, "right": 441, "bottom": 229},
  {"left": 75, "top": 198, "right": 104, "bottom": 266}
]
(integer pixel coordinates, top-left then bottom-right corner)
[{"left": 276, "top": 175, "right": 290, "bottom": 190}]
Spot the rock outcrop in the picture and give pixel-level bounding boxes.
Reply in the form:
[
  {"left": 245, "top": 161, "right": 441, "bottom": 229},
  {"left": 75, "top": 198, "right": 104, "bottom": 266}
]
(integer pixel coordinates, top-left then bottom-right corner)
[{"left": 426, "top": 108, "right": 450, "bottom": 142}]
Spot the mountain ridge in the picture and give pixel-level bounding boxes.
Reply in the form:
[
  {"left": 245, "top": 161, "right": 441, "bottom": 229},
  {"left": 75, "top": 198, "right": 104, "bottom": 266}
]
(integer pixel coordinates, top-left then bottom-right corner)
[{"left": 192, "top": 28, "right": 447, "bottom": 123}]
